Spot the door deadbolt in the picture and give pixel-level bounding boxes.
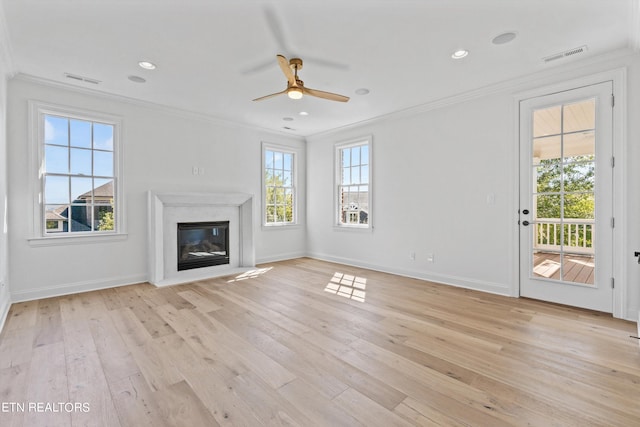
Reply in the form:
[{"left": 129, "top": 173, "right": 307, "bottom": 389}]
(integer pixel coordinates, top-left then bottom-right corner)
[{"left": 522, "top": 209, "right": 530, "bottom": 215}]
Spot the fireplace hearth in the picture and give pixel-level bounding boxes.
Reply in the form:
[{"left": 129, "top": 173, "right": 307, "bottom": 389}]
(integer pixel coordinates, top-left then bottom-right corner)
[{"left": 177, "top": 221, "right": 229, "bottom": 271}]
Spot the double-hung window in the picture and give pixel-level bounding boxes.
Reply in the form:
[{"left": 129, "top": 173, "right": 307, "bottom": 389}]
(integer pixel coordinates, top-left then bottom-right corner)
[
  {"left": 263, "top": 143, "right": 296, "bottom": 226},
  {"left": 336, "top": 137, "right": 371, "bottom": 228},
  {"left": 32, "top": 102, "right": 122, "bottom": 239}
]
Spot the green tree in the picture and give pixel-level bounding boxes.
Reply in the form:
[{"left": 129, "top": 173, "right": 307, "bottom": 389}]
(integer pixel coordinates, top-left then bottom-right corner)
[
  {"left": 535, "top": 156, "right": 594, "bottom": 247},
  {"left": 265, "top": 171, "right": 293, "bottom": 223},
  {"left": 97, "top": 199, "right": 115, "bottom": 231},
  {"left": 535, "top": 155, "right": 594, "bottom": 219}
]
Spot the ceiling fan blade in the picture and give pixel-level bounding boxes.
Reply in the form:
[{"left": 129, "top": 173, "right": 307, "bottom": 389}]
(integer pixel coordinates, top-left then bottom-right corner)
[
  {"left": 252, "top": 89, "right": 288, "bottom": 102},
  {"left": 304, "top": 55, "right": 350, "bottom": 71},
  {"left": 302, "top": 87, "right": 350, "bottom": 102},
  {"left": 264, "top": 6, "right": 291, "bottom": 52},
  {"left": 242, "top": 58, "right": 276, "bottom": 75},
  {"left": 277, "top": 55, "right": 295, "bottom": 85}
]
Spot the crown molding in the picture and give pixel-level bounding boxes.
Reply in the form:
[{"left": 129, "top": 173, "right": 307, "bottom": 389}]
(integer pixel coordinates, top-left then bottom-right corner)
[
  {"left": 306, "top": 47, "right": 636, "bottom": 141},
  {"left": 11, "top": 46, "right": 636, "bottom": 144},
  {"left": 11, "top": 73, "right": 305, "bottom": 142}
]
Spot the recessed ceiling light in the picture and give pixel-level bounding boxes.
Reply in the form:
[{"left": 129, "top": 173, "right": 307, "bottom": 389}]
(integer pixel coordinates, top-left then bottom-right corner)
[
  {"left": 451, "top": 49, "right": 469, "bottom": 59},
  {"left": 283, "top": 117, "right": 294, "bottom": 121},
  {"left": 492, "top": 32, "right": 518, "bottom": 45},
  {"left": 299, "top": 111, "right": 309, "bottom": 116},
  {"left": 128, "top": 75, "right": 146, "bottom": 83},
  {"left": 138, "top": 61, "right": 157, "bottom": 70},
  {"left": 355, "top": 88, "right": 370, "bottom": 95}
]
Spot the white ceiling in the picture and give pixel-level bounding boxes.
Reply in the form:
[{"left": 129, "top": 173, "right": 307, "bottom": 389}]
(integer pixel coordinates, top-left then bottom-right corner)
[{"left": 1, "top": 0, "right": 634, "bottom": 136}]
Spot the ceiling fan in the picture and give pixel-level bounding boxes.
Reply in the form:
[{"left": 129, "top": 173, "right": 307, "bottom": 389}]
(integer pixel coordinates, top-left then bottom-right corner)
[{"left": 252, "top": 55, "right": 350, "bottom": 103}]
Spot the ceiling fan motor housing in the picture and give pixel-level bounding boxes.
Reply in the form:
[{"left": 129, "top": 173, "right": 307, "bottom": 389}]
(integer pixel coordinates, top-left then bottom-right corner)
[{"left": 289, "top": 58, "right": 303, "bottom": 70}]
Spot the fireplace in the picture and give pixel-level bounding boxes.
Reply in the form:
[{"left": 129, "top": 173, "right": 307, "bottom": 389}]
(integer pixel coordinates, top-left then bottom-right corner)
[
  {"left": 148, "top": 191, "right": 254, "bottom": 286},
  {"left": 177, "top": 221, "right": 230, "bottom": 271}
]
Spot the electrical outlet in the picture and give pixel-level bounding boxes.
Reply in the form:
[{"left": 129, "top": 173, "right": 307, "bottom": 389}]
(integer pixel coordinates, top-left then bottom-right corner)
[
  {"left": 427, "top": 253, "right": 434, "bottom": 263},
  {"left": 409, "top": 251, "right": 416, "bottom": 261}
]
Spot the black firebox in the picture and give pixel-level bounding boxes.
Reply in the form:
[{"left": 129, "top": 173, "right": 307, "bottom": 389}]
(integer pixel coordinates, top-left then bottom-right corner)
[{"left": 177, "top": 221, "right": 230, "bottom": 271}]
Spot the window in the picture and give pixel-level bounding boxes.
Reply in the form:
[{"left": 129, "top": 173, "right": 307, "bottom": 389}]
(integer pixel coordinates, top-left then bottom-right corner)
[
  {"left": 32, "top": 102, "right": 122, "bottom": 239},
  {"left": 263, "top": 144, "right": 296, "bottom": 226},
  {"left": 336, "top": 137, "right": 371, "bottom": 228}
]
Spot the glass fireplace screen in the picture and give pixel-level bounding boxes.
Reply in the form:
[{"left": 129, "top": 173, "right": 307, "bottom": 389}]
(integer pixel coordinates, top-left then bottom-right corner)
[{"left": 177, "top": 221, "right": 229, "bottom": 271}]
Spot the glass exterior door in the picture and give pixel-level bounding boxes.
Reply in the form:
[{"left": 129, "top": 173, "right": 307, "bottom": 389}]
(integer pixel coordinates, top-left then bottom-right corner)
[
  {"left": 531, "top": 98, "right": 596, "bottom": 285},
  {"left": 519, "top": 82, "right": 613, "bottom": 312}
]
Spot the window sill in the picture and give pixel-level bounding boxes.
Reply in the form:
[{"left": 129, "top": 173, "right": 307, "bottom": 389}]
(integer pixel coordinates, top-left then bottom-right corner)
[
  {"left": 333, "top": 224, "right": 373, "bottom": 233},
  {"left": 261, "top": 223, "right": 303, "bottom": 231},
  {"left": 28, "top": 233, "right": 128, "bottom": 247}
]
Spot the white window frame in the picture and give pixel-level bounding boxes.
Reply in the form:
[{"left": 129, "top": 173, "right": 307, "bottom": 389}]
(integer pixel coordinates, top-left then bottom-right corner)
[
  {"left": 262, "top": 142, "right": 298, "bottom": 227},
  {"left": 334, "top": 136, "right": 372, "bottom": 230},
  {"left": 28, "top": 101, "right": 126, "bottom": 246}
]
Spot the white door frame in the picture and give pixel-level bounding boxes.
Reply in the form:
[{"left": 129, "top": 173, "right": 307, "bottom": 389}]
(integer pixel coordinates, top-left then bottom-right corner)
[{"left": 512, "top": 68, "right": 627, "bottom": 319}]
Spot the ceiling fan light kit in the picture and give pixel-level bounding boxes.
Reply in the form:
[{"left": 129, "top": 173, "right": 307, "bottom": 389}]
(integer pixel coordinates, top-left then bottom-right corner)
[
  {"left": 287, "top": 87, "right": 303, "bottom": 99},
  {"left": 253, "top": 54, "right": 350, "bottom": 103}
]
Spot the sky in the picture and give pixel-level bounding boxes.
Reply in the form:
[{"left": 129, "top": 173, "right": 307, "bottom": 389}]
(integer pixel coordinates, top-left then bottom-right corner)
[{"left": 43, "top": 115, "right": 114, "bottom": 206}]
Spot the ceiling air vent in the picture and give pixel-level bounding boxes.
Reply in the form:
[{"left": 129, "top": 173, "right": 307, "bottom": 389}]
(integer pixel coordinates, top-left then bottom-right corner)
[
  {"left": 64, "top": 73, "right": 101, "bottom": 84},
  {"left": 543, "top": 45, "right": 588, "bottom": 63}
]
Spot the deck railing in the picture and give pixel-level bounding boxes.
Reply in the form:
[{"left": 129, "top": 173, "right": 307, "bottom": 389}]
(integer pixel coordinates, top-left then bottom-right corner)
[{"left": 534, "top": 218, "right": 594, "bottom": 255}]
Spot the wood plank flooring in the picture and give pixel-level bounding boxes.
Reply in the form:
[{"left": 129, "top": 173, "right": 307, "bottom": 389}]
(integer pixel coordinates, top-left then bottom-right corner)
[{"left": 0, "top": 257, "right": 638, "bottom": 426}]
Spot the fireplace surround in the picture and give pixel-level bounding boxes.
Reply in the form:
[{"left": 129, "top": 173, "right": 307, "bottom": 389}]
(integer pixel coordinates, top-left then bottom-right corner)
[{"left": 147, "top": 191, "right": 255, "bottom": 286}]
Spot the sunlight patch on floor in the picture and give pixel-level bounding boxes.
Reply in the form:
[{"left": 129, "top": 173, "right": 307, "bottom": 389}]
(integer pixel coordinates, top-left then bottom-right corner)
[
  {"left": 227, "top": 267, "right": 273, "bottom": 283},
  {"left": 324, "top": 272, "right": 367, "bottom": 302},
  {"left": 567, "top": 257, "right": 594, "bottom": 267},
  {"left": 533, "top": 259, "right": 560, "bottom": 278}
]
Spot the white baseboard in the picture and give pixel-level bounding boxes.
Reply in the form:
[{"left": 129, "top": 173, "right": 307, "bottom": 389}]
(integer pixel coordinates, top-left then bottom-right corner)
[
  {"left": 0, "top": 286, "right": 11, "bottom": 334},
  {"left": 9, "top": 274, "right": 148, "bottom": 303},
  {"left": 306, "top": 252, "right": 512, "bottom": 297},
  {"left": 256, "top": 251, "right": 307, "bottom": 265}
]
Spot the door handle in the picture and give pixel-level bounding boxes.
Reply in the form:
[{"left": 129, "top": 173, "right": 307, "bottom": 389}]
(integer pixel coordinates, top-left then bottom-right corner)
[{"left": 522, "top": 220, "right": 530, "bottom": 226}]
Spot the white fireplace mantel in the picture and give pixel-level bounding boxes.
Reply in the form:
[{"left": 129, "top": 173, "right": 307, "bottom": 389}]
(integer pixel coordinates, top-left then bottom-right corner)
[{"left": 147, "top": 191, "right": 255, "bottom": 286}]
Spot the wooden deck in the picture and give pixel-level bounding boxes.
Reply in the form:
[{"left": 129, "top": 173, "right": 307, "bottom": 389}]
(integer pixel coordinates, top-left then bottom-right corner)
[
  {"left": 533, "top": 251, "right": 595, "bottom": 284},
  {"left": 0, "top": 258, "right": 638, "bottom": 426}
]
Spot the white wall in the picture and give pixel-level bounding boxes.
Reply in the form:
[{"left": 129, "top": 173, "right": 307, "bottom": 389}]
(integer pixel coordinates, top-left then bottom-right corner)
[
  {"left": 0, "top": 37, "right": 10, "bottom": 328},
  {"left": 307, "top": 51, "right": 640, "bottom": 321},
  {"left": 6, "top": 77, "right": 306, "bottom": 302},
  {"left": 307, "top": 93, "right": 515, "bottom": 295},
  {"left": 626, "top": 54, "right": 640, "bottom": 324}
]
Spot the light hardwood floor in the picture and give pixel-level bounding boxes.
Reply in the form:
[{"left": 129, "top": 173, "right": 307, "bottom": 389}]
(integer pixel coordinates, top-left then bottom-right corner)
[{"left": 0, "top": 258, "right": 638, "bottom": 426}]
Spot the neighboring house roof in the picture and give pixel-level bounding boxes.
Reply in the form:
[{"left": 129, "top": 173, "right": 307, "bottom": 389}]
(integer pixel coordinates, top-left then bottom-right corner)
[
  {"left": 45, "top": 210, "right": 67, "bottom": 221},
  {"left": 45, "top": 205, "right": 68, "bottom": 221},
  {"left": 76, "top": 180, "right": 114, "bottom": 201}
]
